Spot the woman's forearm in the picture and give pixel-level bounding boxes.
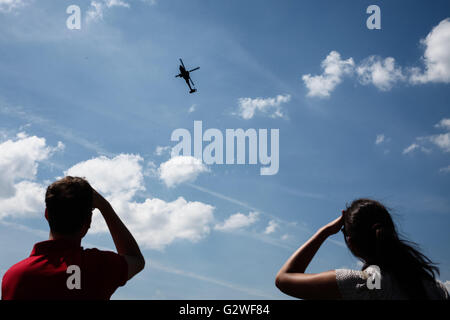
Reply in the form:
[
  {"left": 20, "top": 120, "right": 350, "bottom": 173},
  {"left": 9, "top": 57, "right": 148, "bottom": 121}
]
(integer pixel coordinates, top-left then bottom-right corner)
[
  {"left": 277, "top": 227, "right": 331, "bottom": 276},
  {"left": 275, "top": 215, "right": 343, "bottom": 299}
]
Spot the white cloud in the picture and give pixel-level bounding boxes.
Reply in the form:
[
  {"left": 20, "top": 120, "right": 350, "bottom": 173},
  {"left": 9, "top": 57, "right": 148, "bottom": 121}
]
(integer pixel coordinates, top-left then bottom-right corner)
[
  {"left": 439, "top": 165, "right": 450, "bottom": 174},
  {"left": 445, "top": 281, "right": 450, "bottom": 292},
  {"left": 0, "top": 133, "right": 57, "bottom": 198},
  {"left": 55, "top": 141, "right": 65, "bottom": 152},
  {"left": 435, "top": 118, "right": 450, "bottom": 130},
  {"left": 281, "top": 234, "right": 289, "bottom": 241},
  {"left": 158, "top": 156, "right": 209, "bottom": 188},
  {"left": 143, "top": 160, "right": 157, "bottom": 177},
  {"left": 105, "top": 0, "right": 130, "bottom": 8},
  {"left": 142, "top": 0, "right": 157, "bottom": 5},
  {"left": 155, "top": 145, "right": 171, "bottom": 156},
  {"left": 410, "top": 18, "right": 450, "bottom": 84},
  {"left": 403, "top": 118, "right": 450, "bottom": 155},
  {"left": 237, "top": 94, "right": 291, "bottom": 119},
  {"left": 65, "top": 154, "right": 215, "bottom": 250},
  {"left": 0, "top": 181, "right": 45, "bottom": 219},
  {"left": 188, "top": 104, "right": 196, "bottom": 113},
  {"left": 302, "top": 19, "right": 450, "bottom": 97},
  {"left": 114, "top": 197, "right": 214, "bottom": 250},
  {"left": 0, "top": 134, "right": 215, "bottom": 250},
  {"left": 375, "top": 134, "right": 385, "bottom": 145},
  {"left": 357, "top": 56, "right": 405, "bottom": 91},
  {"left": 65, "top": 154, "right": 145, "bottom": 200},
  {"left": 302, "top": 51, "right": 354, "bottom": 98},
  {"left": 215, "top": 212, "right": 259, "bottom": 232},
  {"left": 264, "top": 220, "right": 278, "bottom": 234},
  {"left": 402, "top": 143, "right": 430, "bottom": 155},
  {"left": 86, "top": 1, "right": 104, "bottom": 22},
  {"left": 86, "top": 0, "right": 130, "bottom": 23},
  {"left": 0, "top": 133, "right": 61, "bottom": 219},
  {"left": 429, "top": 133, "right": 450, "bottom": 152},
  {"left": 0, "top": 0, "right": 27, "bottom": 12}
]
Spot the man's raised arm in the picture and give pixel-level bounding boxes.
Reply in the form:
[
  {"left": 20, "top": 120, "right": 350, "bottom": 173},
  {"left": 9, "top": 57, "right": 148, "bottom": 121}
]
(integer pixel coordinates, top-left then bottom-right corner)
[{"left": 92, "top": 189, "right": 145, "bottom": 280}]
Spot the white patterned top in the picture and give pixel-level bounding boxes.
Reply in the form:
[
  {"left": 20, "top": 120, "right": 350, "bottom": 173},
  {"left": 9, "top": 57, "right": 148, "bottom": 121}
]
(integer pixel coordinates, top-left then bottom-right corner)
[{"left": 335, "top": 265, "right": 449, "bottom": 300}]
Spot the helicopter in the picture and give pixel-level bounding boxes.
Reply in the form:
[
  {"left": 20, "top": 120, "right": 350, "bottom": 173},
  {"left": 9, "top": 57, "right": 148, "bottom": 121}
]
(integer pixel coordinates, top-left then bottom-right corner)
[{"left": 175, "top": 58, "right": 200, "bottom": 94}]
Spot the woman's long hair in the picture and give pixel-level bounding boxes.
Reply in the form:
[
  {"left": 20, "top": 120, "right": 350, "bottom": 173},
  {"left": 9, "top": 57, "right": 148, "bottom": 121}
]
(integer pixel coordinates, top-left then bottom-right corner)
[{"left": 343, "top": 198, "right": 439, "bottom": 299}]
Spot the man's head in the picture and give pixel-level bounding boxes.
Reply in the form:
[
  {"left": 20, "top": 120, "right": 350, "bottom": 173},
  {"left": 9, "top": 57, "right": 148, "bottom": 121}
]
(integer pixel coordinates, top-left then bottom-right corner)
[{"left": 45, "top": 176, "right": 94, "bottom": 238}]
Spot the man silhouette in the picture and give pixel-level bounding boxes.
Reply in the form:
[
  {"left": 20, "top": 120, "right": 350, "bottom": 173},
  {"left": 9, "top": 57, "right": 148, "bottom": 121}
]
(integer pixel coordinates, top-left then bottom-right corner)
[{"left": 1, "top": 176, "right": 145, "bottom": 300}]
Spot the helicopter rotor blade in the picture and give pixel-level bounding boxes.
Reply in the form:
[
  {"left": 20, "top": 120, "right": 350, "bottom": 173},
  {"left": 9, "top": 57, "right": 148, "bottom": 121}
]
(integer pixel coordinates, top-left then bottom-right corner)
[
  {"left": 179, "top": 58, "right": 185, "bottom": 69},
  {"left": 189, "top": 77, "right": 195, "bottom": 87},
  {"left": 188, "top": 67, "right": 200, "bottom": 73}
]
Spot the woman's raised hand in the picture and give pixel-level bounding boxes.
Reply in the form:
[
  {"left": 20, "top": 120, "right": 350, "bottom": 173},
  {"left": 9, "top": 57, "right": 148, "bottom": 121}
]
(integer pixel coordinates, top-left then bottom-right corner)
[{"left": 322, "top": 211, "right": 344, "bottom": 235}]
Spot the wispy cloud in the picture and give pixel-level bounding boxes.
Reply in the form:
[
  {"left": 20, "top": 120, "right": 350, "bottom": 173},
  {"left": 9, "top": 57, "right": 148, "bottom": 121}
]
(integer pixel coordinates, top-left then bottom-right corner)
[
  {"left": 281, "top": 234, "right": 289, "bottom": 241},
  {"left": 439, "top": 165, "right": 450, "bottom": 174},
  {"left": 236, "top": 94, "right": 291, "bottom": 119},
  {"left": 403, "top": 143, "right": 421, "bottom": 155},
  {"left": 0, "top": 102, "right": 112, "bottom": 156},
  {"left": 187, "top": 182, "right": 260, "bottom": 211},
  {"left": 86, "top": 0, "right": 130, "bottom": 23},
  {"left": 0, "top": 0, "right": 28, "bottom": 13},
  {"left": 375, "top": 134, "right": 385, "bottom": 145},
  {"left": 86, "top": 1, "right": 104, "bottom": 23},
  {"left": 0, "top": 220, "right": 47, "bottom": 238},
  {"left": 435, "top": 118, "right": 450, "bottom": 131},
  {"left": 428, "top": 133, "right": 450, "bottom": 152},
  {"left": 185, "top": 183, "right": 348, "bottom": 252},
  {"left": 264, "top": 220, "right": 278, "bottom": 234},
  {"left": 149, "top": 260, "right": 277, "bottom": 299},
  {"left": 404, "top": 118, "right": 450, "bottom": 155},
  {"left": 215, "top": 211, "right": 259, "bottom": 232},
  {"left": 154, "top": 145, "right": 171, "bottom": 156},
  {"left": 188, "top": 104, "right": 196, "bottom": 113},
  {"left": 186, "top": 182, "right": 313, "bottom": 234}
]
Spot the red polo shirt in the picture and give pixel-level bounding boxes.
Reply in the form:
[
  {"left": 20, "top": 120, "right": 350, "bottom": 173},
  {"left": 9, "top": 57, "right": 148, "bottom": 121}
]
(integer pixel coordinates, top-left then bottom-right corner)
[{"left": 1, "top": 238, "right": 128, "bottom": 300}]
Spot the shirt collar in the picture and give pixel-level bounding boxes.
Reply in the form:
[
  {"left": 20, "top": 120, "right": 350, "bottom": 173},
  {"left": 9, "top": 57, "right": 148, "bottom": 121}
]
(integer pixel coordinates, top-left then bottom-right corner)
[{"left": 31, "top": 238, "right": 82, "bottom": 256}]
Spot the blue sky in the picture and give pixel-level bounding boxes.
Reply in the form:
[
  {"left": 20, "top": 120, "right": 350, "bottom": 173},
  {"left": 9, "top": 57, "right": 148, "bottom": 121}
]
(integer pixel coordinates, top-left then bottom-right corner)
[{"left": 0, "top": 0, "right": 449, "bottom": 299}]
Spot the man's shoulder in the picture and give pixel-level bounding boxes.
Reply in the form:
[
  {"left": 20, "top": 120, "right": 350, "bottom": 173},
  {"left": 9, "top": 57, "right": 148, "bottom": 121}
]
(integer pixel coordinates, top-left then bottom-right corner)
[
  {"left": 3, "top": 255, "right": 36, "bottom": 274},
  {"left": 82, "top": 247, "right": 119, "bottom": 257},
  {"left": 80, "top": 247, "right": 129, "bottom": 288},
  {"left": 81, "top": 247, "right": 126, "bottom": 265},
  {"left": 2, "top": 255, "right": 39, "bottom": 288}
]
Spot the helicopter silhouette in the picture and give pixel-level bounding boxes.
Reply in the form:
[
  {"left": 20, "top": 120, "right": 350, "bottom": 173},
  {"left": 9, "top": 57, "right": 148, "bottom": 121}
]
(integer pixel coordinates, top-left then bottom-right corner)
[{"left": 175, "top": 58, "right": 200, "bottom": 94}]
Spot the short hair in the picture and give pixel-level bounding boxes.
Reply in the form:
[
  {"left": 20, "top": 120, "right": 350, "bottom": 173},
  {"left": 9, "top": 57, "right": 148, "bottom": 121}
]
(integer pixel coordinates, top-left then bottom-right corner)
[{"left": 45, "top": 176, "right": 93, "bottom": 235}]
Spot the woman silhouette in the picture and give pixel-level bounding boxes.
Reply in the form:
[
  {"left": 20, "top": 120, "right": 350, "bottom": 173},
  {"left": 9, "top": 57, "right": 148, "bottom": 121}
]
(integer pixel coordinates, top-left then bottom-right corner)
[{"left": 275, "top": 199, "right": 449, "bottom": 299}]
